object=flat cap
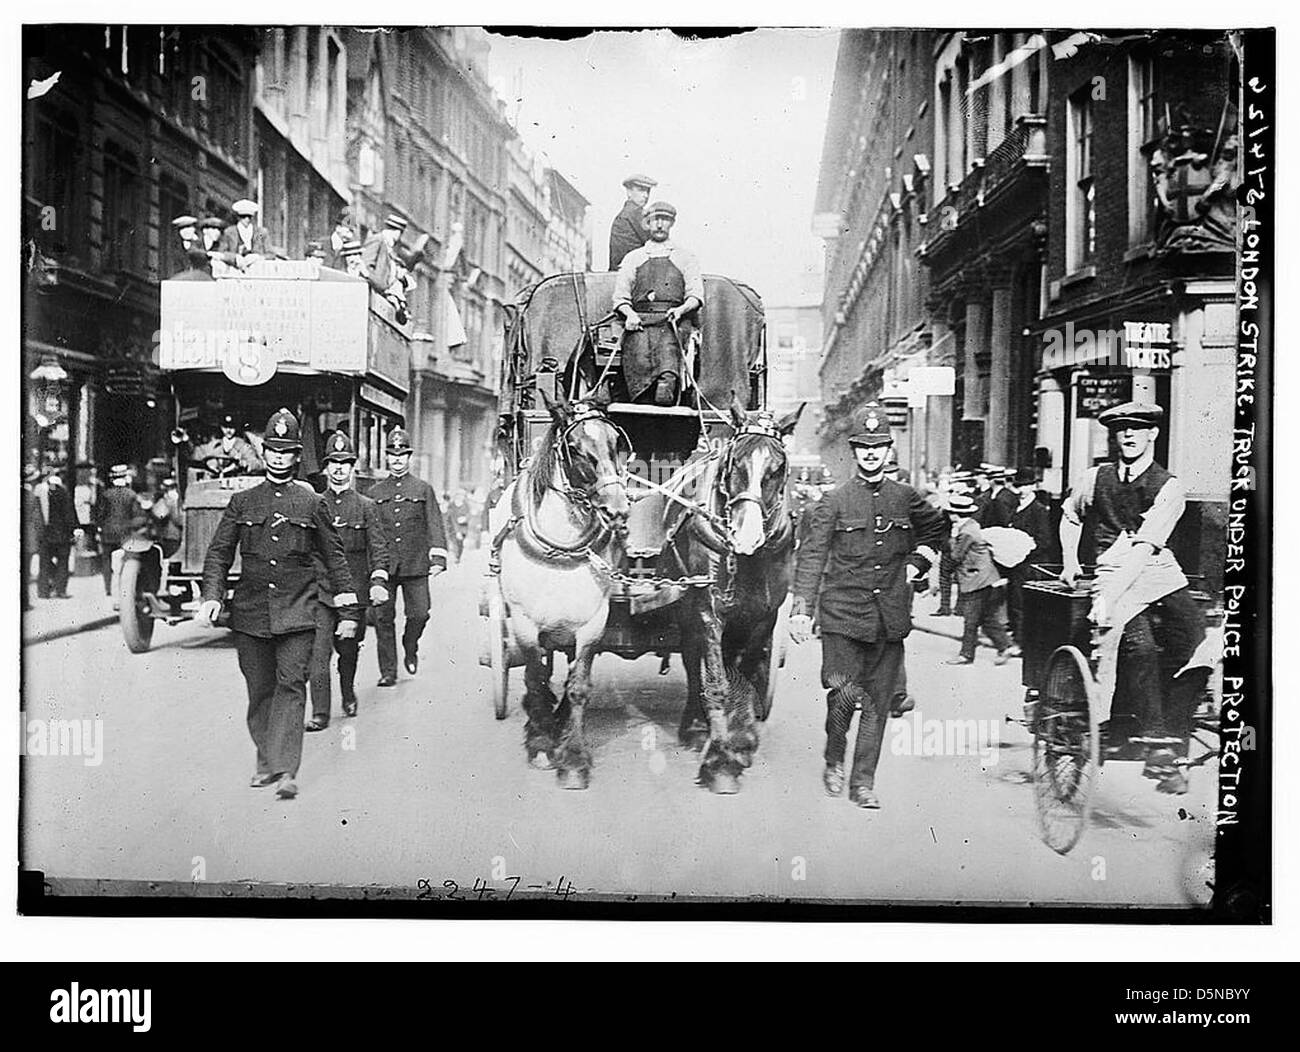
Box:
[622,173,657,190]
[171,215,199,229]
[643,201,677,221]
[231,199,260,217]
[1098,400,1164,430]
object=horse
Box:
[663,400,803,794]
[493,389,631,790]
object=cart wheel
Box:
[756,595,792,722]
[1031,645,1100,854]
[486,587,510,720]
[118,558,155,654]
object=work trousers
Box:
[37,541,70,598]
[1006,563,1029,642]
[234,629,315,779]
[820,633,906,792]
[959,585,1011,659]
[937,542,956,614]
[1118,586,1206,743]
[374,576,431,678]
[308,603,368,721]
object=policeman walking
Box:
[199,409,361,800]
[790,404,946,809]
[305,431,391,729]
[369,427,448,686]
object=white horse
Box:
[493,391,630,789]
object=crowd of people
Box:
[21,460,182,611]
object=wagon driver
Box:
[612,201,703,407]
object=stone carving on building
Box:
[1148,102,1239,253]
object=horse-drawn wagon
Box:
[479,271,798,792]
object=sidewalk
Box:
[22,572,118,646]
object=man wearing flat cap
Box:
[1059,400,1206,794]
[612,200,704,406]
[790,404,947,809]
[609,173,655,270]
[215,199,272,271]
[199,409,361,800]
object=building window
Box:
[1066,87,1096,272]
[158,171,190,278]
[28,110,81,255]
[1128,53,1160,246]
[205,45,243,159]
[101,141,143,274]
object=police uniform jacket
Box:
[793,475,946,643]
[608,199,648,270]
[367,472,448,577]
[201,479,360,638]
[316,487,391,605]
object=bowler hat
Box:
[1098,400,1163,430]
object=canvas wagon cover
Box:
[512,272,765,407]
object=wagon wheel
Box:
[1031,645,1101,854]
[756,595,792,722]
[118,557,155,654]
[486,586,510,720]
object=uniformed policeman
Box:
[790,404,946,809]
[1059,401,1205,793]
[612,201,704,406]
[199,409,361,800]
[608,173,656,270]
[305,431,392,728]
[368,427,448,685]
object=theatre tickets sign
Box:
[1041,320,1174,372]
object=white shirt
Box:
[612,238,704,310]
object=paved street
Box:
[22,551,1216,906]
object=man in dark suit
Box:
[215,199,272,272]
[608,173,655,270]
[199,409,361,800]
[22,466,43,610]
[35,466,77,599]
[1005,467,1052,648]
[368,427,448,684]
[93,464,142,600]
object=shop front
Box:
[1032,284,1236,589]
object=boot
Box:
[651,372,679,407]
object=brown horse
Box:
[494,390,631,789]
[663,400,803,793]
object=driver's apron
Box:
[622,255,697,402]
